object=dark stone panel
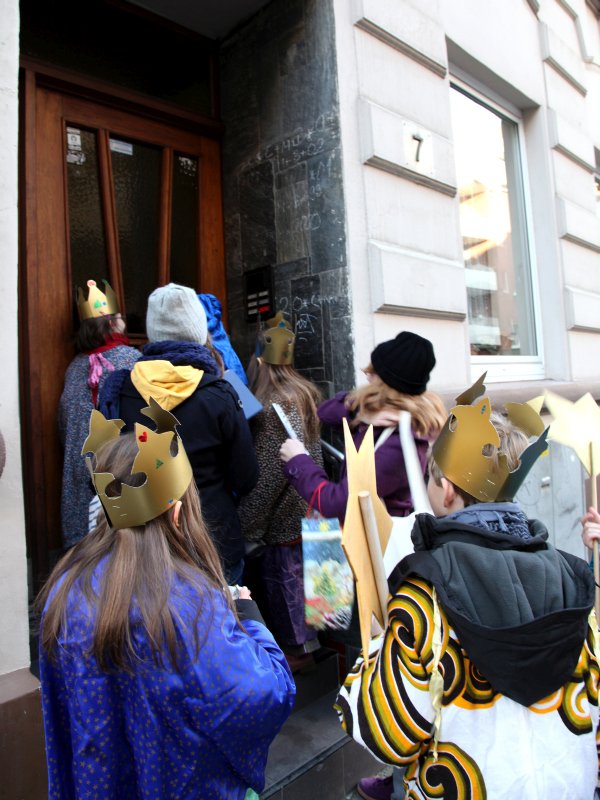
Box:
[275,257,310,283]
[307,149,346,272]
[220,0,354,391]
[298,367,325,384]
[276,111,340,173]
[275,164,309,263]
[239,161,277,270]
[224,212,243,278]
[319,268,351,319]
[329,314,354,392]
[256,39,284,144]
[289,274,323,370]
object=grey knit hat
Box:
[146,283,208,344]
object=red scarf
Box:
[83,333,130,356]
[85,334,131,407]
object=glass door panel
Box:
[65,126,108,299]
[170,153,199,288]
[111,137,162,334]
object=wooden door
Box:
[20,74,226,587]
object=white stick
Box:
[399,410,433,514]
[272,402,298,440]
[590,443,600,628]
[358,490,389,628]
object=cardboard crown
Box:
[82,398,193,530]
[432,373,548,503]
[259,311,295,365]
[77,279,119,321]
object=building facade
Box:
[1,0,600,795]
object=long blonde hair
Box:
[347,368,446,438]
[247,355,321,440]
[37,433,230,673]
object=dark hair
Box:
[75,316,118,352]
[37,433,231,673]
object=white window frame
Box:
[450,75,545,384]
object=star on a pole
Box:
[342,419,393,656]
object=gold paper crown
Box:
[77,279,120,321]
[260,311,295,365]
[82,397,193,530]
[432,373,548,502]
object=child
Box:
[280,331,446,522]
[59,279,139,547]
[98,283,259,584]
[582,506,600,550]
[240,313,323,668]
[339,389,598,800]
[38,402,295,800]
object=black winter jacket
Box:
[118,371,259,568]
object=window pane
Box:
[65,127,108,299]
[170,154,199,289]
[450,88,537,357]
[111,138,161,334]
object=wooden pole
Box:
[590,443,600,626]
[358,490,389,628]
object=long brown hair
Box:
[37,433,230,673]
[346,370,447,438]
[205,332,225,376]
[247,355,321,440]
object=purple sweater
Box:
[282,392,428,523]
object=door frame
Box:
[19,63,227,588]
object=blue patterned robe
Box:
[40,570,295,799]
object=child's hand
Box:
[581,507,600,549]
[279,438,308,463]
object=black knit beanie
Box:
[370,331,435,395]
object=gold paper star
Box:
[342,419,393,656]
[545,391,600,476]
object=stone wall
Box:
[220,0,352,395]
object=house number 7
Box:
[412,133,424,162]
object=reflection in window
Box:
[450,87,537,357]
[111,137,161,335]
[65,127,108,299]
[170,154,198,288]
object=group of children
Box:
[42,277,600,800]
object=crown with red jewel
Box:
[82,397,193,529]
[432,373,549,502]
[77,279,120,321]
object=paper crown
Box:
[432,373,548,502]
[77,279,120,321]
[82,397,193,530]
[259,311,295,365]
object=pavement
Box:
[345,766,393,799]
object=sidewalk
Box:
[345,767,393,800]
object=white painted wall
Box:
[333,0,600,389]
[332,0,600,546]
[0,0,30,675]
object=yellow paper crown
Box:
[432,373,548,502]
[82,398,193,530]
[260,311,295,365]
[77,279,120,321]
